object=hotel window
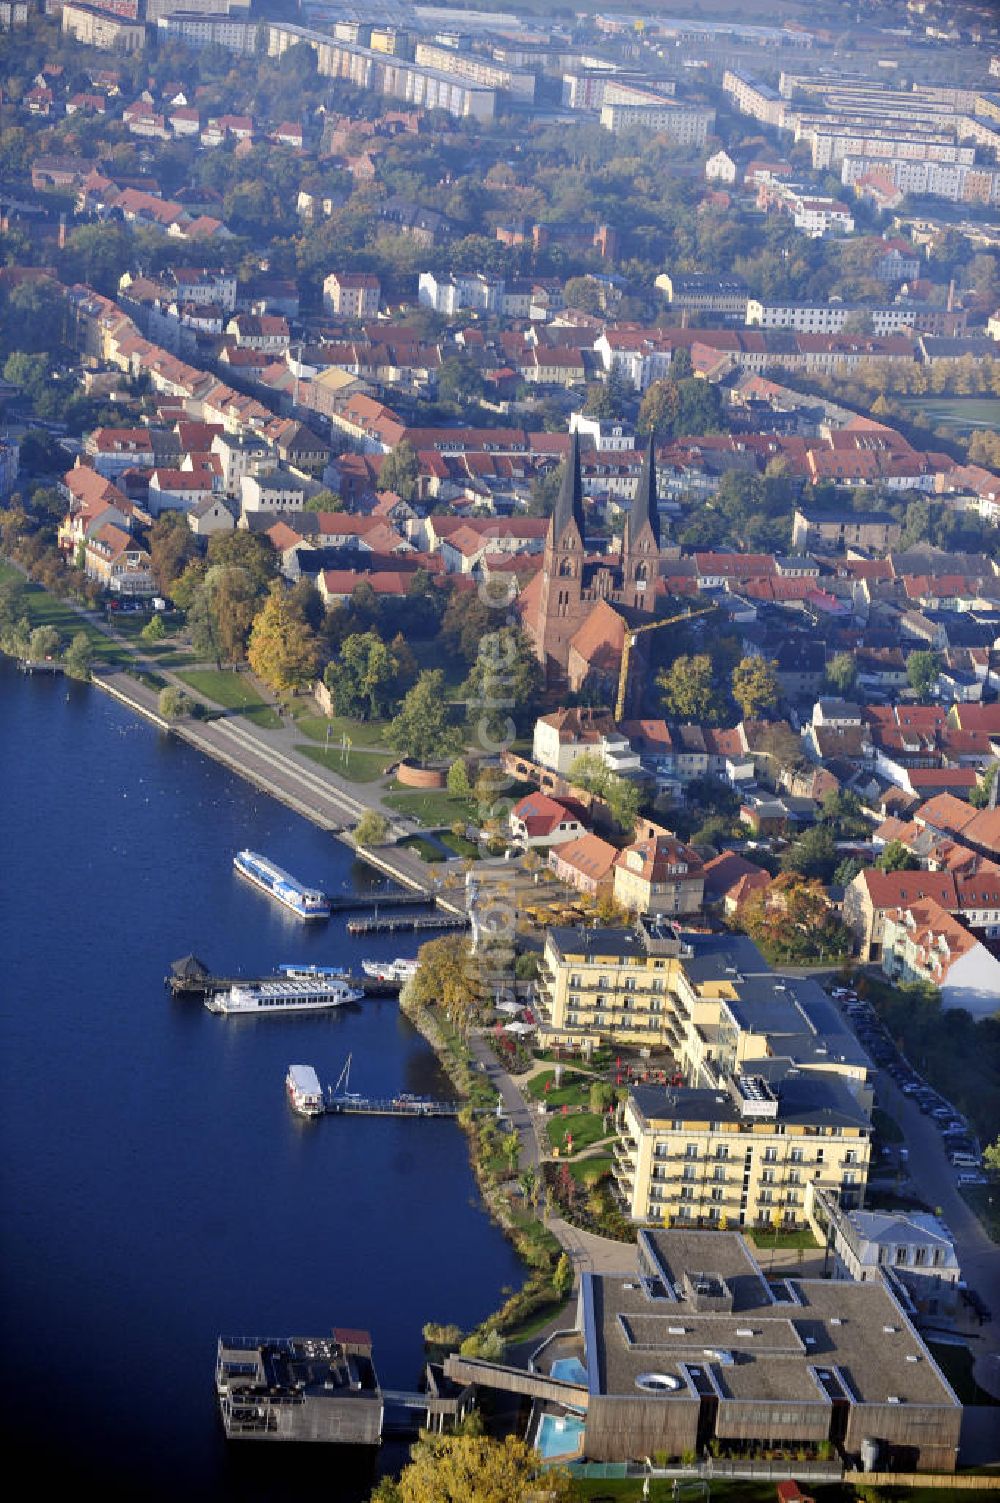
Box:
[685,1144,698,1159]
[764,1147,777,1163]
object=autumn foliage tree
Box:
[738,874,850,964]
[732,655,779,720]
[374,1433,574,1503]
[657,652,716,722]
[403,933,482,1038]
[247,581,320,691]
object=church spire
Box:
[552,430,586,541]
[630,431,661,549]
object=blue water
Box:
[0,663,523,1499]
[550,1357,587,1385]
[536,1412,586,1460]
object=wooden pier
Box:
[346,914,466,936]
[18,659,64,674]
[326,890,430,912]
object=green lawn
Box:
[547,1111,612,1157]
[175,668,281,729]
[0,561,129,666]
[746,1227,820,1252]
[527,1070,594,1108]
[568,1153,613,1186]
[292,709,392,748]
[400,833,446,863]
[296,743,390,784]
[440,830,480,858]
[384,786,479,828]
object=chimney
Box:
[947,278,955,313]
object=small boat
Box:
[278,963,350,980]
[286,1065,324,1116]
[360,958,419,983]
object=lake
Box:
[0,661,523,1500]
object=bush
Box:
[354,810,390,846]
[158,685,193,719]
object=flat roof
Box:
[587,1231,960,1410]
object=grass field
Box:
[292,709,392,748]
[527,1070,594,1109]
[960,1183,1000,1242]
[296,743,389,784]
[384,786,478,828]
[400,833,446,862]
[175,668,281,729]
[568,1153,613,1186]
[547,1111,611,1157]
[928,1341,1000,1405]
[746,1227,820,1252]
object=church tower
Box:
[536,431,587,684]
[621,433,661,612]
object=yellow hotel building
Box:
[615,1072,872,1231]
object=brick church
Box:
[519,430,662,694]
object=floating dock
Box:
[346,914,466,936]
[305,1054,462,1118]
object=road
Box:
[877,1070,1000,1396]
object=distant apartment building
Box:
[418,270,502,316]
[412,41,535,100]
[600,98,714,143]
[156,11,259,55]
[562,71,675,111]
[722,71,787,128]
[656,272,749,318]
[146,0,249,18]
[842,155,1000,206]
[0,439,19,498]
[322,271,380,319]
[792,507,902,552]
[809,129,974,172]
[0,1,29,28]
[266,22,497,122]
[61,2,145,51]
[746,300,915,335]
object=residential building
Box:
[746,301,915,336]
[612,826,704,919]
[61,2,145,51]
[722,71,787,128]
[240,469,309,513]
[322,272,380,319]
[792,508,902,553]
[881,898,1000,1018]
[84,523,155,596]
[599,100,714,143]
[655,272,750,318]
[812,1189,961,1319]
[418,271,503,316]
[547,833,618,898]
[508,793,585,850]
[615,1070,871,1229]
[156,12,259,56]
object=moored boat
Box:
[233,851,330,920]
[206,977,362,1015]
[286,1064,325,1116]
[360,957,419,983]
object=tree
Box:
[392,1433,573,1503]
[834,856,865,887]
[447,758,471,796]
[984,1135,1000,1174]
[563,275,604,315]
[141,614,166,644]
[28,624,59,660]
[739,873,850,964]
[907,650,940,699]
[63,631,93,682]
[387,669,460,765]
[637,378,680,439]
[404,933,482,1038]
[247,582,320,692]
[462,627,543,742]
[568,751,642,834]
[877,840,918,873]
[159,685,193,719]
[303,488,343,513]
[826,651,857,695]
[378,439,419,502]
[149,512,199,595]
[202,564,260,664]
[780,823,838,882]
[324,630,399,720]
[732,656,779,720]
[354,810,389,847]
[206,530,278,594]
[553,1253,573,1299]
[657,653,715,722]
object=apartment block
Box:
[412,42,535,100]
[600,100,714,143]
[722,71,787,128]
[615,1070,871,1231]
[656,272,749,317]
[61,2,145,51]
[810,129,974,172]
[323,271,380,319]
[156,11,259,55]
[266,22,497,122]
[746,301,914,335]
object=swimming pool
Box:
[536,1412,585,1460]
[550,1356,588,1385]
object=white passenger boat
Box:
[360,958,420,983]
[286,1065,325,1116]
[205,977,362,1015]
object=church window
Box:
[559,557,574,577]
